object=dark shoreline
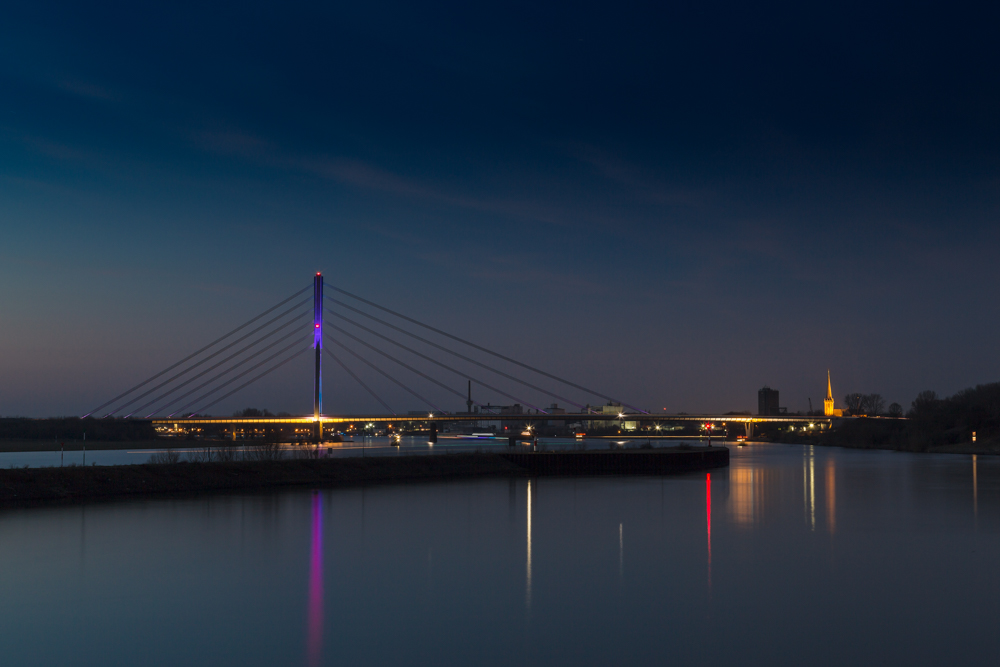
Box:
[0,448,729,508]
[770,429,1000,456]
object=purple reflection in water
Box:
[307,492,323,667]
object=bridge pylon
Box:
[313,273,324,441]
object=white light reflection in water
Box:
[619,523,623,580]
[526,479,532,612]
[804,446,816,531]
[973,454,978,519]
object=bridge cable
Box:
[180,336,313,417]
[324,325,487,411]
[104,298,310,417]
[325,298,585,411]
[324,283,647,413]
[141,320,311,417]
[327,310,547,413]
[82,284,311,418]
[188,346,311,417]
[323,348,395,415]
[324,336,444,414]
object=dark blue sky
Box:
[2,1,999,417]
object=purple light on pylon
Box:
[313,274,323,350]
[313,273,323,419]
[307,492,324,667]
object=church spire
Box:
[824,370,837,416]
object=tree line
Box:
[841,393,903,418]
[796,381,1000,451]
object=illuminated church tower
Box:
[824,370,841,417]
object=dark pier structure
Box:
[0,448,727,507]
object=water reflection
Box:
[526,478,533,612]
[826,457,836,535]
[706,473,712,590]
[728,466,780,527]
[729,468,756,525]
[805,445,816,530]
[1,446,999,667]
[619,522,624,580]
[973,454,978,518]
[307,493,323,667]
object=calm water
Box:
[0,443,997,666]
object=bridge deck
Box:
[153,413,835,426]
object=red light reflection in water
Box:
[706,473,712,590]
[307,493,323,667]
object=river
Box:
[0,442,997,666]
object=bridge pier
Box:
[429,422,437,444]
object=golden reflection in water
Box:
[802,451,808,518]
[526,479,533,611]
[826,458,836,535]
[730,464,780,527]
[973,455,978,518]
[730,468,756,525]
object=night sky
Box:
[2,1,999,417]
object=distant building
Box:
[478,403,525,431]
[758,387,781,416]
[546,403,567,427]
[583,402,634,430]
[824,370,844,417]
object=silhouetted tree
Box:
[887,402,903,418]
[844,393,864,415]
[863,394,886,417]
[234,408,274,418]
[909,390,939,418]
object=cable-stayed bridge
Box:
[84,273,830,441]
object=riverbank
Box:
[771,420,1000,455]
[0,439,165,453]
[0,448,727,506]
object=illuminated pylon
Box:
[313,273,324,439]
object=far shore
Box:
[6,436,998,457]
[811,439,1000,456]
